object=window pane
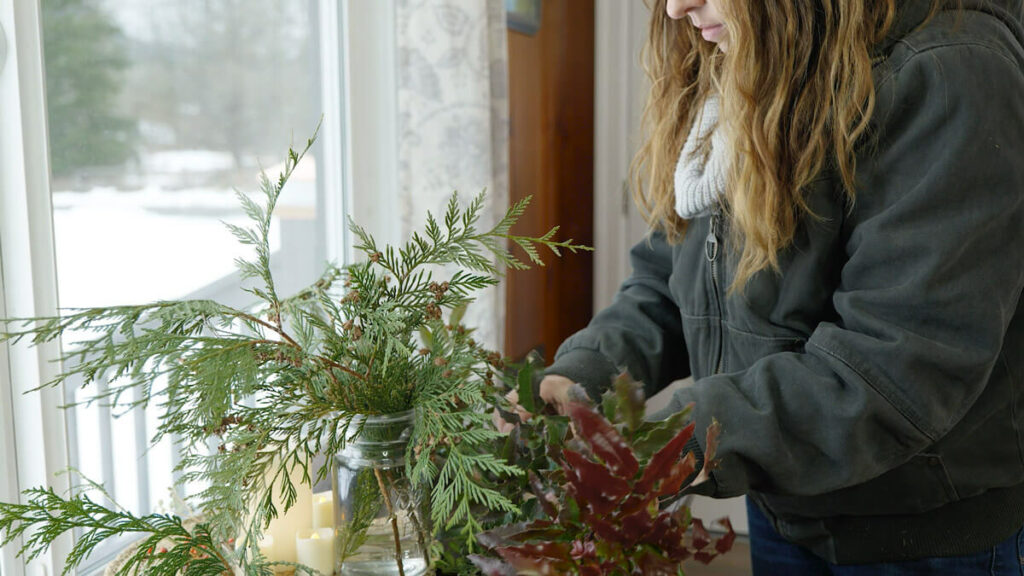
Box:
[45,0,325,310]
[41,0,326,566]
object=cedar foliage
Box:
[0,129,590,574]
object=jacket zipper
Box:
[705,213,725,374]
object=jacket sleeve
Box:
[546,231,692,401]
[653,42,1024,498]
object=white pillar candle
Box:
[264,464,314,564]
[296,528,335,575]
[312,491,335,529]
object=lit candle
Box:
[312,491,335,529]
[296,528,335,575]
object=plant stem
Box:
[199,542,234,576]
[373,467,406,576]
[386,469,430,566]
[235,311,300,348]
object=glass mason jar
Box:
[332,409,430,576]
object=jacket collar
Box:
[873,0,1024,58]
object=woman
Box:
[530,0,1024,573]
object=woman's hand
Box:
[537,374,575,409]
[492,374,576,433]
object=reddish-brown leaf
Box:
[655,452,697,497]
[714,517,736,554]
[637,549,685,575]
[691,518,711,550]
[648,512,689,558]
[567,402,640,478]
[637,422,695,494]
[694,550,716,564]
[615,493,653,517]
[497,543,574,574]
[619,506,655,545]
[588,516,624,544]
[563,450,630,514]
[704,418,722,470]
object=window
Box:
[47,0,325,520]
[1,0,362,573]
[45,0,339,571]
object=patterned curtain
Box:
[395,0,510,351]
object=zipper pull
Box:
[705,214,720,262]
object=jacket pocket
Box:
[722,324,805,373]
[761,453,960,519]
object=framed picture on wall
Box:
[506,0,542,36]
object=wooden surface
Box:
[505,0,596,362]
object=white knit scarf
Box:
[674,96,728,219]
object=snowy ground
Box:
[52,153,317,308]
[51,151,318,518]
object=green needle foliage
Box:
[0,487,305,576]
[0,129,591,572]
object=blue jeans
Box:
[747,497,1024,575]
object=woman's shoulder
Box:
[876,1,1024,87]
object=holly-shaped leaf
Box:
[648,512,689,558]
[496,542,574,573]
[714,517,736,554]
[612,371,645,433]
[704,418,722,470]
[636,422,695,494]
[655,451,697,497]
[691,518,712,550]
[563,450,630,515]
[528,470,559,519]
[567,403,640,479]
[587,516,623,544]
[632,404,693,460]
[637,548,688,576]
[691,517,736,565]
[517,365,537,414]
[618,506,656,546]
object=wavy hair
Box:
[631,0,903,289]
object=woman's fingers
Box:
[538,375,575,414]
[493,389,532,433]
[494,375,579,431]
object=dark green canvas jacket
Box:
[547,0,1024,564]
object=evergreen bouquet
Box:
[0,132,590,576]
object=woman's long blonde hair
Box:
[631,0,900,288]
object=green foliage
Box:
[0,487,308,576]
[43,0,137,177]
[0,130,592,573]
[470,373,735,576]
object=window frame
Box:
[0,1,71,575]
